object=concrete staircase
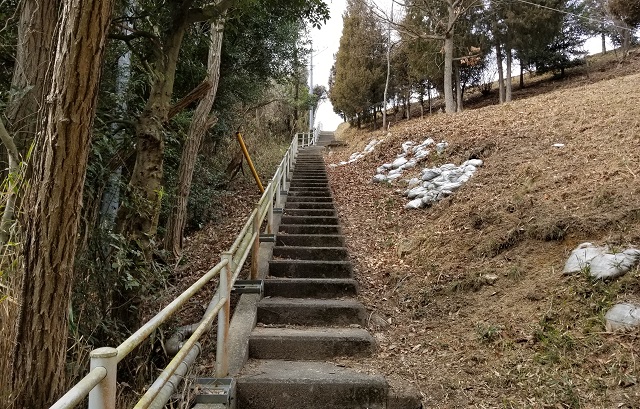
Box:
[235,138,421,409]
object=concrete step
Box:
[237,360,387,409]
[249,327,375,360]
[287,190,332,197]
[285,196,333,203]
[272,246,348,261]
[268,259,353,278]
[257,298,366,326]
[276,234,344,247]
[278,224,341,235]
[263,277,358,298]
[284,202,335,210]
[280,215,339,225]
[283,208,336,217]
[287,186,330,192]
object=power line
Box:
[499,0,635,32]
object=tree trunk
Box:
[495,40,505,103]
[455,64,463,112]
[382,5,391,129]
[115,13,189,259]
[5,0,60,156]
[6,0,113,406]
[0,119,20,245]
[520,61,524,88]
[443,42,455,111]
[443,0,456,113]
[601,30,606,54]
[0,0,60,245]
[505,44,512,102]
[165,19,225,259]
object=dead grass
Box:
[326,50,640,407]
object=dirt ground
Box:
[323,51,640,408]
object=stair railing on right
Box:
[49,131,317,409]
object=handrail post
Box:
[275,173,282,207]
[250,215,260,280]
[216,253,233,378]
[88,347,118,409]
[267,186,274,234]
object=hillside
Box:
[324,55,640,407]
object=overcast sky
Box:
[310,0,347,131]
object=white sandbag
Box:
[405,198,423,209]
[605,303,640,331]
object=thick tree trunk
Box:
[115,15,188,257]
[6,0,113,406]
[165,18,225,258]
[0,0,60,245]
[601,31,606,55]
[5,0,60,155]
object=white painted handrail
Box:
[49,131,316,409]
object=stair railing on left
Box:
[49,131,317,409]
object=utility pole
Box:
[308,47,314,132]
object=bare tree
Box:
[164,17,226,258]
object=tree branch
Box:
[187,0,237,24]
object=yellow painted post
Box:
[236,132,264,193]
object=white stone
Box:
[382,163,393,169]
[401,160,417,170]
[590,253,638,279]
[421,169,440,181]
[407,178,421,188]
[414,150,430,161]
[376,166,386,173]
[387,173,403,181]
[552,143,565,148]
[440,182,463,191]
[407,187,427,199]
[563,242,606,274]
[464,165,477,173]
[373,174,387,183]
[464,159,483,167]
[402,141,415,152]
[392,157,408,168]
[405,198,423,209]
[388,168,402,176]
[436,142,448,153]
[440,163,458,171]
[605,303,640,331]
[563,242,640,279]
[422,138,435,146]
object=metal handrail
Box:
[49,131,315,409]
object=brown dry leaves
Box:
[326,53,640,407]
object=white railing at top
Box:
[50,131,317,409]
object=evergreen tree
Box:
[330,0,386,127]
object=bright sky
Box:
[310,0,347,131]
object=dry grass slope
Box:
[326,55,640,407]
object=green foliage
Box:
[608,0,640,28]
[329,0,386,124]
